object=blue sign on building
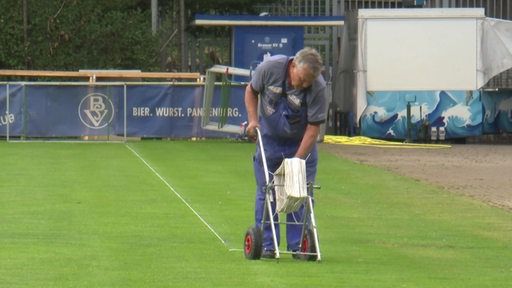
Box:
[233,25,304,71]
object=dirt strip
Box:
[319,143,512,211]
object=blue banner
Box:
[0,84,24,136]
[0,83,246,138]
[125,84,246,138]
[27,85,123,137]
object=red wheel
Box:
[300,229,317,261]
[244,225,262,260]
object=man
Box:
[245,47,327,258]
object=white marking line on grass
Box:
[125,144,231,250]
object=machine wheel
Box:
[244,225,263,260]
[299,228,317,261]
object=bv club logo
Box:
[78,93,115,129]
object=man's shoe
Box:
[261,249,275,259]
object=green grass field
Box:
[1,140,511,287]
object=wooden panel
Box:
[0,70,201,81]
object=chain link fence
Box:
[258,0,511,88]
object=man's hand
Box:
[246,121,260,142]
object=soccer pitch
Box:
[1,140,511,287]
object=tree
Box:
[30,0,159,71]
[0,0,159,71]
[0,0,279,72]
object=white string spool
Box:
[273,158,308,214]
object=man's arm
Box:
[294,123,320,159]
[244,83,260,140]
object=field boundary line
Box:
[125,143,231,249]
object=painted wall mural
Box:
[360,90,483,140]
[482,91,512,134]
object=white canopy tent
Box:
[355,8,512,122]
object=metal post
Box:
[307,193,321,261]
[179,0,186,71]
[123,84,127,142]
[6,83,9,142]
[406,100,412,142]
[23,0,29,69]
[151,0,158,36]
